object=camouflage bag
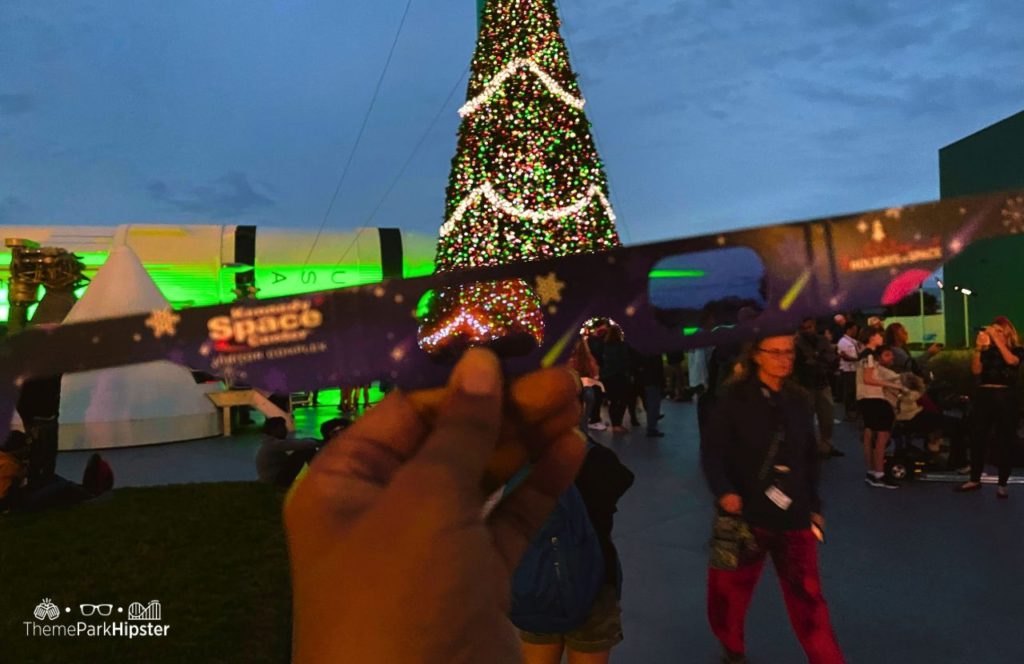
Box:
[709,511,759,570]
[708,429,780,570]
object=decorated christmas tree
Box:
[418,0,621,355]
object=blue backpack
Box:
[508,480,605,634]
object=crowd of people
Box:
[792,313,1021,497]
[278,311,1022,664]
[569,319,666,438]
[698,312,1019,662]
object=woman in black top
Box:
[956,316,1023,498]
[701,335,845,663]
[600,326,631,433]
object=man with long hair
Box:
[794,318,843,459]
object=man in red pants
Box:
[701,334,845,664]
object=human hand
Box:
[719,493,743,514]
[810,513,826,543]
[284,349,587,664]
[926,343,942,356]
[976,330,991,350]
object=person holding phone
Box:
[701,335,845,664]
[956,316,1023,498]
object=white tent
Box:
[59,246,221,449]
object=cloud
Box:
[793,81,902,110]
[812,125,864,144]
[147,172,275,218]
[563,0,714,65]
[0,196,30,223]
[794,68,1018,122]
[761,42,825,66]
[0,93,35,115]
[898,72,1020,119]
[801,1,905,31]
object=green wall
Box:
[939,110,1024,346]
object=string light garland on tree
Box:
[458,57,586,117]
[418,0,621,353]
[439,182,616,238]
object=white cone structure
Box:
[59,246,220,449]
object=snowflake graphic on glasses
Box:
[144,309,181,338]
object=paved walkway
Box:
[593,400,1024,663]
[54,399,1024,663]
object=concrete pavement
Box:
[53,399,1024,663]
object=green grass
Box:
[0,483,292,664]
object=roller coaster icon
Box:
[127,600,161,621]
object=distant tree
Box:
[884,291,940,317]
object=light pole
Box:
[918,285,926,344]
[953,285,974,347]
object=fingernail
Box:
[454,348,501,396]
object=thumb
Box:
[394,348,504,496]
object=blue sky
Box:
[1,0,1022,245]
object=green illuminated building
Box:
[939,110,1024,346]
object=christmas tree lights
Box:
[418,0,621,354]
[458,57,586,117]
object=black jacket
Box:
[794,331,835,390]
[576,440,635,587]
[638,353,665,387]
[701,379,822,531]
[600,341,630,380]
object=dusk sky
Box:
[1,0,1022,246]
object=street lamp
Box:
[953,285,974,347]
[917,282,927,345]
[935,279,947,346]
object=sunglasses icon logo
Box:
[79,604,113,617]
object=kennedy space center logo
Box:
[207,298,324,349]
